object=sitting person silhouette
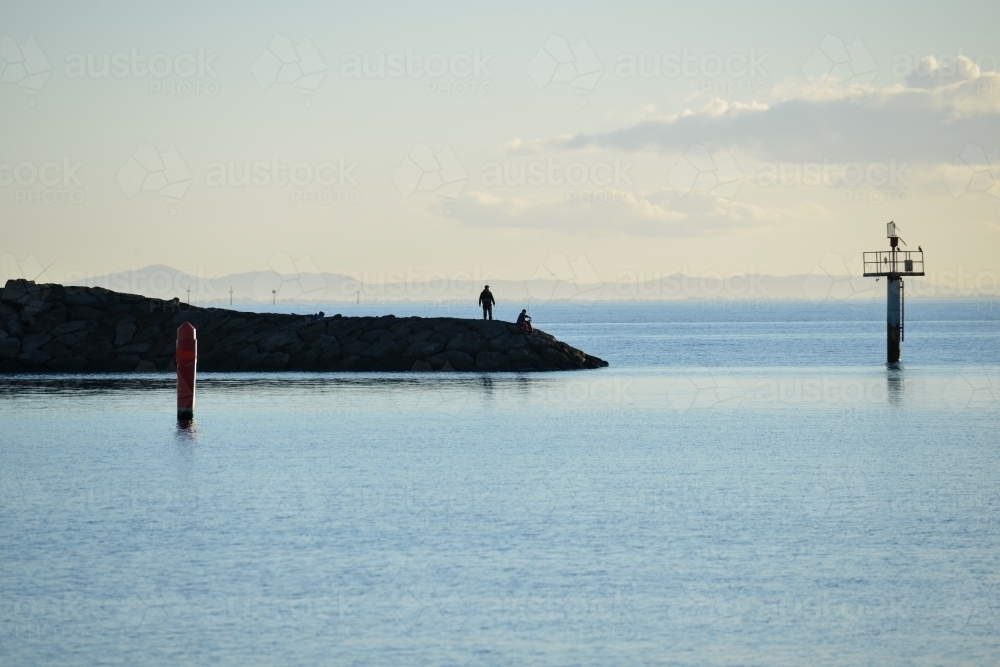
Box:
[516,309,533,333]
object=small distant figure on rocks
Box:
[314,311,325,321]
[517,309,533,334]
[478,285,495,320]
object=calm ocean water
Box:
[2,300,998,666]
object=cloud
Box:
[444,189,823,238]
[549,58,1000,163]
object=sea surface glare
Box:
[2,300,998,666]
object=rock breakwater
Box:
[0,280,609,373]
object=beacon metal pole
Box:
[862,221,924,364]
[887,272,902,362]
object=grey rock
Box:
[296,321,328,343]
[2,315,23,336]
[234,345,259,361]
[63,291,100,305]
[525,332,557,348]
[68,305,107,320]
[218,328,254,347]
[411,359,433,372]
[47,356,89,372]
[506,348,535,367]
[19,349,52,365]
[446,331,487,355]
[248,324,280,342]
[475,351,507,371]
[540,348,569,366]
[0,337,21,359]
[362,337,395,358]
[444,350,475,370]
[43,342,72,359]
[310,334,340,351]
[329,355,356,370]
[489,334,528,353]
[23,300,53,317]
[403,329,433,344]
[52,320,89,336]
[71,340,114,360]
[360,328,391,343]
[135,360,158,372]
[256,330,300,352]
[22,334,52,352]
[284,341,306,357]
[133,325,162,343]
[116,343,151,355]
[340,340,370,357]
[114,322,137,346]
[1,280,32,302]
[405,340,444,358]
[314,336,341,361]
[289,348,322,368]
[471,320,509,339]
[109,355,141,372]
[388,324,411,339]
[54,330,92,347]
[239,352,290,371]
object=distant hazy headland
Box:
[49,263,997,306]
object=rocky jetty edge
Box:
[0,280,609,373]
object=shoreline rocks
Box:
[0,280,609,373]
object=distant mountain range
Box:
[51,264,985,305]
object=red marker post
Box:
[176,322,197,420]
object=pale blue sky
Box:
[2,0,998,287]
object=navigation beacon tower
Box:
[862,221,925,363]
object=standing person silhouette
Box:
[478,285,495,320]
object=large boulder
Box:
[22,334,52,352]
[19,350,52,366]
[0,337,22,359]
[446,331,487,355]
[114,322,137,346]
[71,340,114,361]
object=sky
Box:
[2,0,999,293]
